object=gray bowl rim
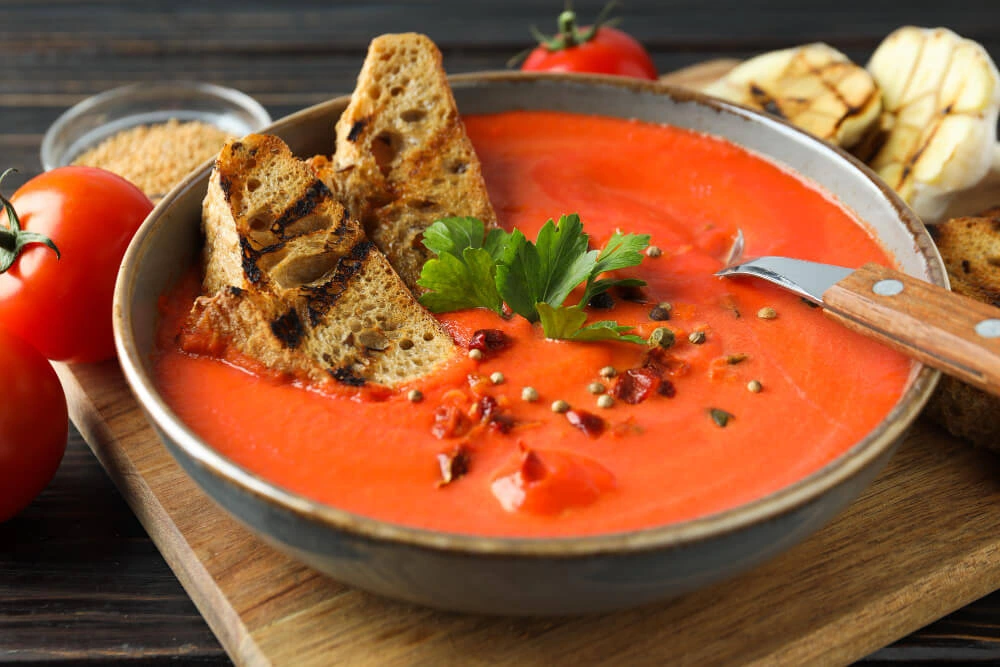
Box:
[40,80,273,172]
[114,71,943,559]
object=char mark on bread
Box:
[270,309,305,349]
[185,133,456,388]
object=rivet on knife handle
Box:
[822,263,1000,396]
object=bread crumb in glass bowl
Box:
[72,119,233,201]
[41,81,271,201]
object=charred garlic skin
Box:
[863,26,1000,222]
[704,43,882,149]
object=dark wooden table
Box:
[2,2,999,664]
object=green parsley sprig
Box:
[417,214,649,344]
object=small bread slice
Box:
[186,134,455,388]
[332,32,498,291]
[929,207,1000,307]
[925,208,1000,449]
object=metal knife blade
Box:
[715,256,852,304]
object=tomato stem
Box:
[558,10,580,48]
[0,168,60,273]
[509,0,624,67]
[533,0,621,53]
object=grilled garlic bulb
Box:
[703,43,882,148]
[862,27,1000,222]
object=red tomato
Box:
[0,167,153,362]
[0,326,67,522]
[520,9,657,80]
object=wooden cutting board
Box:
[58,62,1000,667]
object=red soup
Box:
[155,110,912,537]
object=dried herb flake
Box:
[709,408,734,428]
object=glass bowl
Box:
[40,81,272,171]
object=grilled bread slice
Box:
[185,134,456,388]
[332,32,498,291]
[925,207,1000,449]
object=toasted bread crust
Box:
[928,207,1000,307]
[332,33,498,291]
[925,207,1000,449]
[186,134,455,388]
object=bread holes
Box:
[246,177,261,192]
[283,213,327,237]
[249,215,270,232]
[422,332,434,341]
[400,109,426,123]
[448,161,468,174]
[246,212,278,247]
[367,85,382,101]
[408,198,437,210]
[390,86,404,97]
[371,130,402,177]
[357,329,390,351]
[269,251,340,290]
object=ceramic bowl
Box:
[114,73,944,615]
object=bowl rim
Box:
[40,80,273,172]
[114,71,943,558]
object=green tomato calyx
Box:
[0,168,60,273]
[534,1,621,53]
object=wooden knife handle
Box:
[822,263,1000,396]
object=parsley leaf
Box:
[532,214,598,307]
[417,218,504,314]
[493,228,536,320]
[498,214,645,321]
[496,215,599,322]
[580,230,651,305]
[536,303,647,344]
[421,216,508,262]
[417,214,651,345]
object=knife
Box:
[716,257,1000,397]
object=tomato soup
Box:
[154,111,911,537]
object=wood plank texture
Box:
[3,2,1000,664]
[53,359,1000,666]
[0,431,226,664]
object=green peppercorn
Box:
[649,327,675,349]
[648,303,671,321]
